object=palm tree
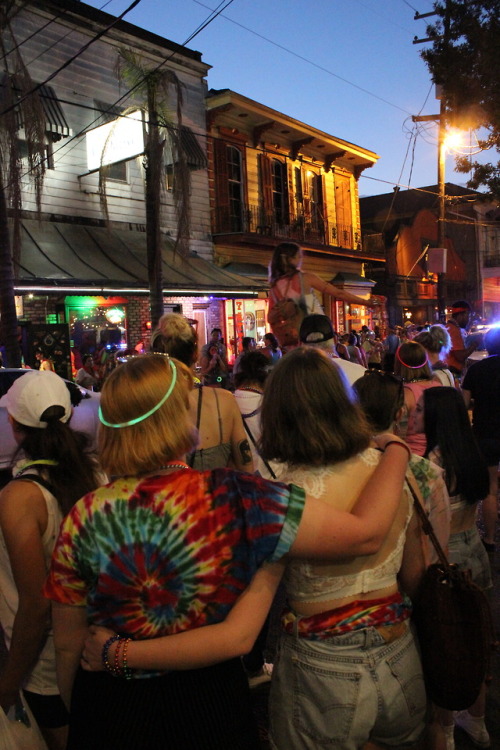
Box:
[0,1,47,366]
[107,48,191,328]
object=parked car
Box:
[0,368,100,473]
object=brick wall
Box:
[20,294,225,351]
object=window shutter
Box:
[213,139,229,209]
[213,139,229,231]
[259,153,273,224]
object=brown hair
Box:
[268,242,301,285]
[99,354,197,476]
[260,347,370,466]
[13,412,101,515]
[394,341,432,382]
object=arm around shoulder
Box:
[82,563,284,672]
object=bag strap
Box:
[271,275,294,305]
[187,386,204,469]
[242,418,277,480]
[406,468,449,569]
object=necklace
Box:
[14,459,58,479]
[238,386,263,394]
[159,461,189,471]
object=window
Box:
[18,139,54,170]
[105,161,127,182]
[307,172,323,232]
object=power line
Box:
[400,0,419,12]
[0,0,142,118]
[3,0,116,71]
[8,0,237,185]
[192,0,413,116]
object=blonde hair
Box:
[99,354,197,476]
[150,313,198,367]
[414,324,451,356]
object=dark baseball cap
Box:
[299,314,335,344]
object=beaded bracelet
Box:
[383,440,412,461]
[102,634,121,676]
[113,637,125,677]
[122,638,133,680]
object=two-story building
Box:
[205,89,386,354]
[360,184,484,325]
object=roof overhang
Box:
[15,219,263,297]
[206,89,378,174]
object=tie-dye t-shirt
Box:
[44,468,304,644]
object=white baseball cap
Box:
[0,370,72,428]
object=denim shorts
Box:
[269,622,426,750]
[448,526,493,592]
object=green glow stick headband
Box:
[99,358,177,429]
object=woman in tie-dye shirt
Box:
[45,353,411,750]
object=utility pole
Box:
[413,2,449,323]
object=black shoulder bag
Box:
[407,470,495,710]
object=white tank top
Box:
[0,472,63,695]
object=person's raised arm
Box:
[304,271,376,308]
[289,435,411,559]
[81,563,284,673]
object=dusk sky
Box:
[85,0,482,197]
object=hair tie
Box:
[396,347,428,370]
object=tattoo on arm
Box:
[238,439,252,466]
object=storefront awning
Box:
[14,219,264,296]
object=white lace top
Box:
[281,448,413,603]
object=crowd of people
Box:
[0,275,498,750]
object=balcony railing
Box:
[213,203,360,250]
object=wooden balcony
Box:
[212,203,368,254]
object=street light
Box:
[412,105,464,323]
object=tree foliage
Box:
[111,48,191,327]
[421,0,500,199]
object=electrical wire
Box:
[192,0,413,116]
[6,0,238,187]
[0,0,142,118]
[4,0,116,71]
